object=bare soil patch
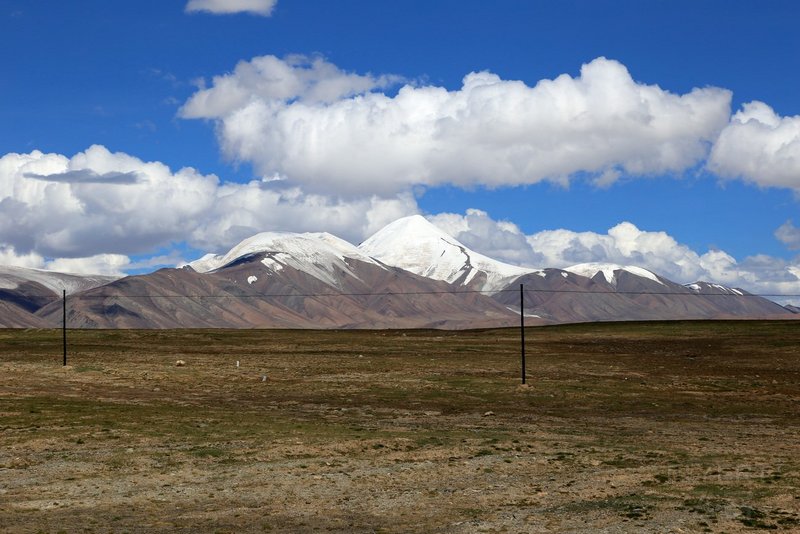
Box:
[1,321,799,532]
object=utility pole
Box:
[520,283,525,384]
[62,289,67,366]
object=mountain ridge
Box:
[0,216,795,328]
[358,215,535,292]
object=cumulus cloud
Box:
[4,144,800,293]
[426,210,800,297]
[1,146,219,258]
[180,55,732,196]
[185,0,277,16]
[182,55,400,118]
[24,169,140,185]
[45,254,130,277]
[0,245,45,269]
[708,101,800,189]
[428,209,544,267]
[0,245,129,276]
[0,146,419,273]
[776,220,800,250]
[527,222,711,282]
[188,185,418,251]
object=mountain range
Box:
[1,215,794,328]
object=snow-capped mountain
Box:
[37,229,516,329]
[1,216,795,329]
[0,266,117,328]
[188,231,385,289]
[0,265,116,295]
[680,281,785,317]
[358,215,534,292]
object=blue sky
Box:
[2,0,800,295]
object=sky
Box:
[2,0,800,298]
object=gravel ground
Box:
[1,323,799,532]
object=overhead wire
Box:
[16,287,800,299]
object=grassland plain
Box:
[0,321,799,533]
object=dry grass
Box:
[1,321,799,532]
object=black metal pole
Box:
[520,283,525,384]
[62,289,67,366]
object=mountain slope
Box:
[0,266,116,327]
[359,215,534,292]
[492,265,792,322]
[684,281,790,317]
[2,218,796,329]
[0,298,48,328]
[0,265,115,295]
[565,263,667,288]
[189,231,384,286]
[37,233,518,329]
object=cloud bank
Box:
[1,145,798,296]
[185,0,277,16]
[709,101,800,189]
[0,146,417,274]
[4,54,800,294]
[181,55,733,195]
[431,209,800,298]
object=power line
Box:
[37,287,800,299]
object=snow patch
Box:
[186,253,220,274]
[565,262,664,286]
[359,215,534,292]
[247,275,258,285]
[189,231,385,288]
[0,265,116,295]
[686,282,746,295]
[261,254,286,272]
[0,278,19,290]
[505,307,541,318]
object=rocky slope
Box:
[36,236,518,329]
[1,217,795,328]
[0,266,115,327]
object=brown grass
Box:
[1,321,799,532]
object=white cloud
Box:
[0,146,219,258]
[182,55,400,118]
[775,220,800,250]
[0,146,419,272]
[185,0,277,16]
[426,210,800,297]
[0,245,45,269]
[45,254,130,277]
[188,185,418,251]
[428,209,544,267]
[3,144,800,293]
[180,55,732,196]
[708,101,800,189]
[0,245,129,276]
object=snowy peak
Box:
[188,230,384,288]
[190,231,379,273]
[362,215,454,244]
[565,262,665,287]
[358,215,534,291]
[0,265,116,296]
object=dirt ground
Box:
[1,321,799,533]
